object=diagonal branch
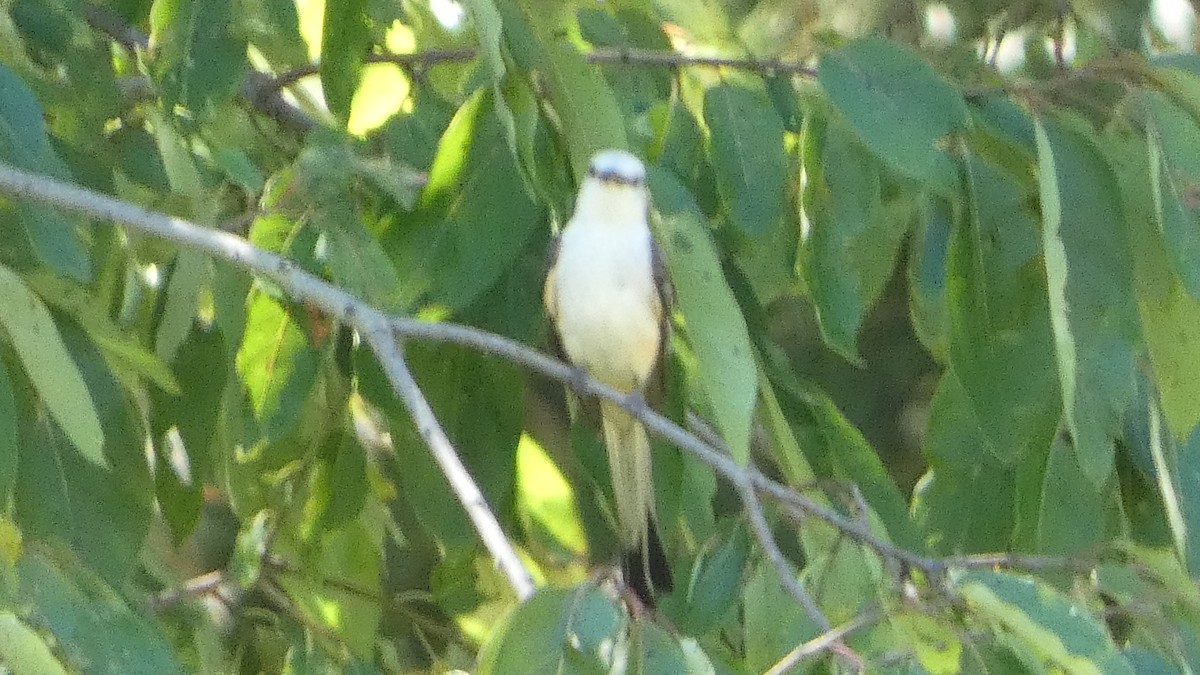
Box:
[0,161,837,632]
[0,162,1084,650]
[0,161,534,600]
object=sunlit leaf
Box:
[956,570,1135,674]
[319,0,369,122]
[0,265,103,465]
[1034,118,1138,486]
[0,612,69,675]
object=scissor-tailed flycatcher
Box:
[543,149,672,602]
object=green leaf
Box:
[14,323,152,586]
[23,271,181,396]
[386,342,520,550]
[319,0,369,122]
[801,119,912,362]
[800,383,921,549]
[0,63,89,281]
[149,324,227,542]
[236,292,322,444]
[390,89,543,312]
[18,554,181,674]
[702,83,787,235]
[278,519,382,659]
[663,524,749,635]
[1034,118,1138,487]
[579,7,672,152]
[818,36,969,194]
[0,265,103,465]
[743,560,820,673]
[149,0,248,119]
[956,570,1135,674]
[1148,405,1200,577]
[913,370,1016,555]
[950,155,1060,463]
[648,168,756,464]
[1107,123,1200,443]
[895,611,963,674]
[239,0,308,69]
[155,251,209,362]
[0,612,69,675]
[320,201,404,310]
[510,0,627,179]
[908,197,952,357]
[464,0,505,85]
[1144,91,1200,301]
[477,585,625,675]
[0,365,16,506]
[1036,434,1112,556]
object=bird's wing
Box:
[543,233,560,323]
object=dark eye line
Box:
[586,166,644,186]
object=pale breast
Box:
[552,225,661,392]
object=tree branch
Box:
[81,3,317,133]
[269,47,817,91]
[0,161,535,601]
[764,610,880,675]
[0,162,1086,643]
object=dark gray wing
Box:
[650,236,673,356]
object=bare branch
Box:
[0,162,1084,631]
[0,162,535,601]
[269,47,816,91]
[764,610,880,675]
[147,570,227,612]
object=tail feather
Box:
[600,400,671,602]
[621,519,673,605]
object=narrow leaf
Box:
[319,0,368,122]
[950,155,1059,462]
[1034,119,1138,486]
[0,64,89,281]
[0,265,103,465]
[149,0,248,119]
[648,168,756,464]
[1144,91,1200,300]
[801,119,912,362]
[236,292,322,443]
[702,83,787,234]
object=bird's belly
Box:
[554,278,660,392]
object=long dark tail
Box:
[621,518,673,606]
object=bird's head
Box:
[574,149,649,225]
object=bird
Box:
[543,149,673,604]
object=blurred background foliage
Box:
[0,0,1199,672]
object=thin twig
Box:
[269,47,816,91]
[0,163,1084,624]
[764,610,880,675]
[0,162,535,601]
[738,474,832,632]
[81,3,317,133]
[362,324,537,602]
[147,570,227,612]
